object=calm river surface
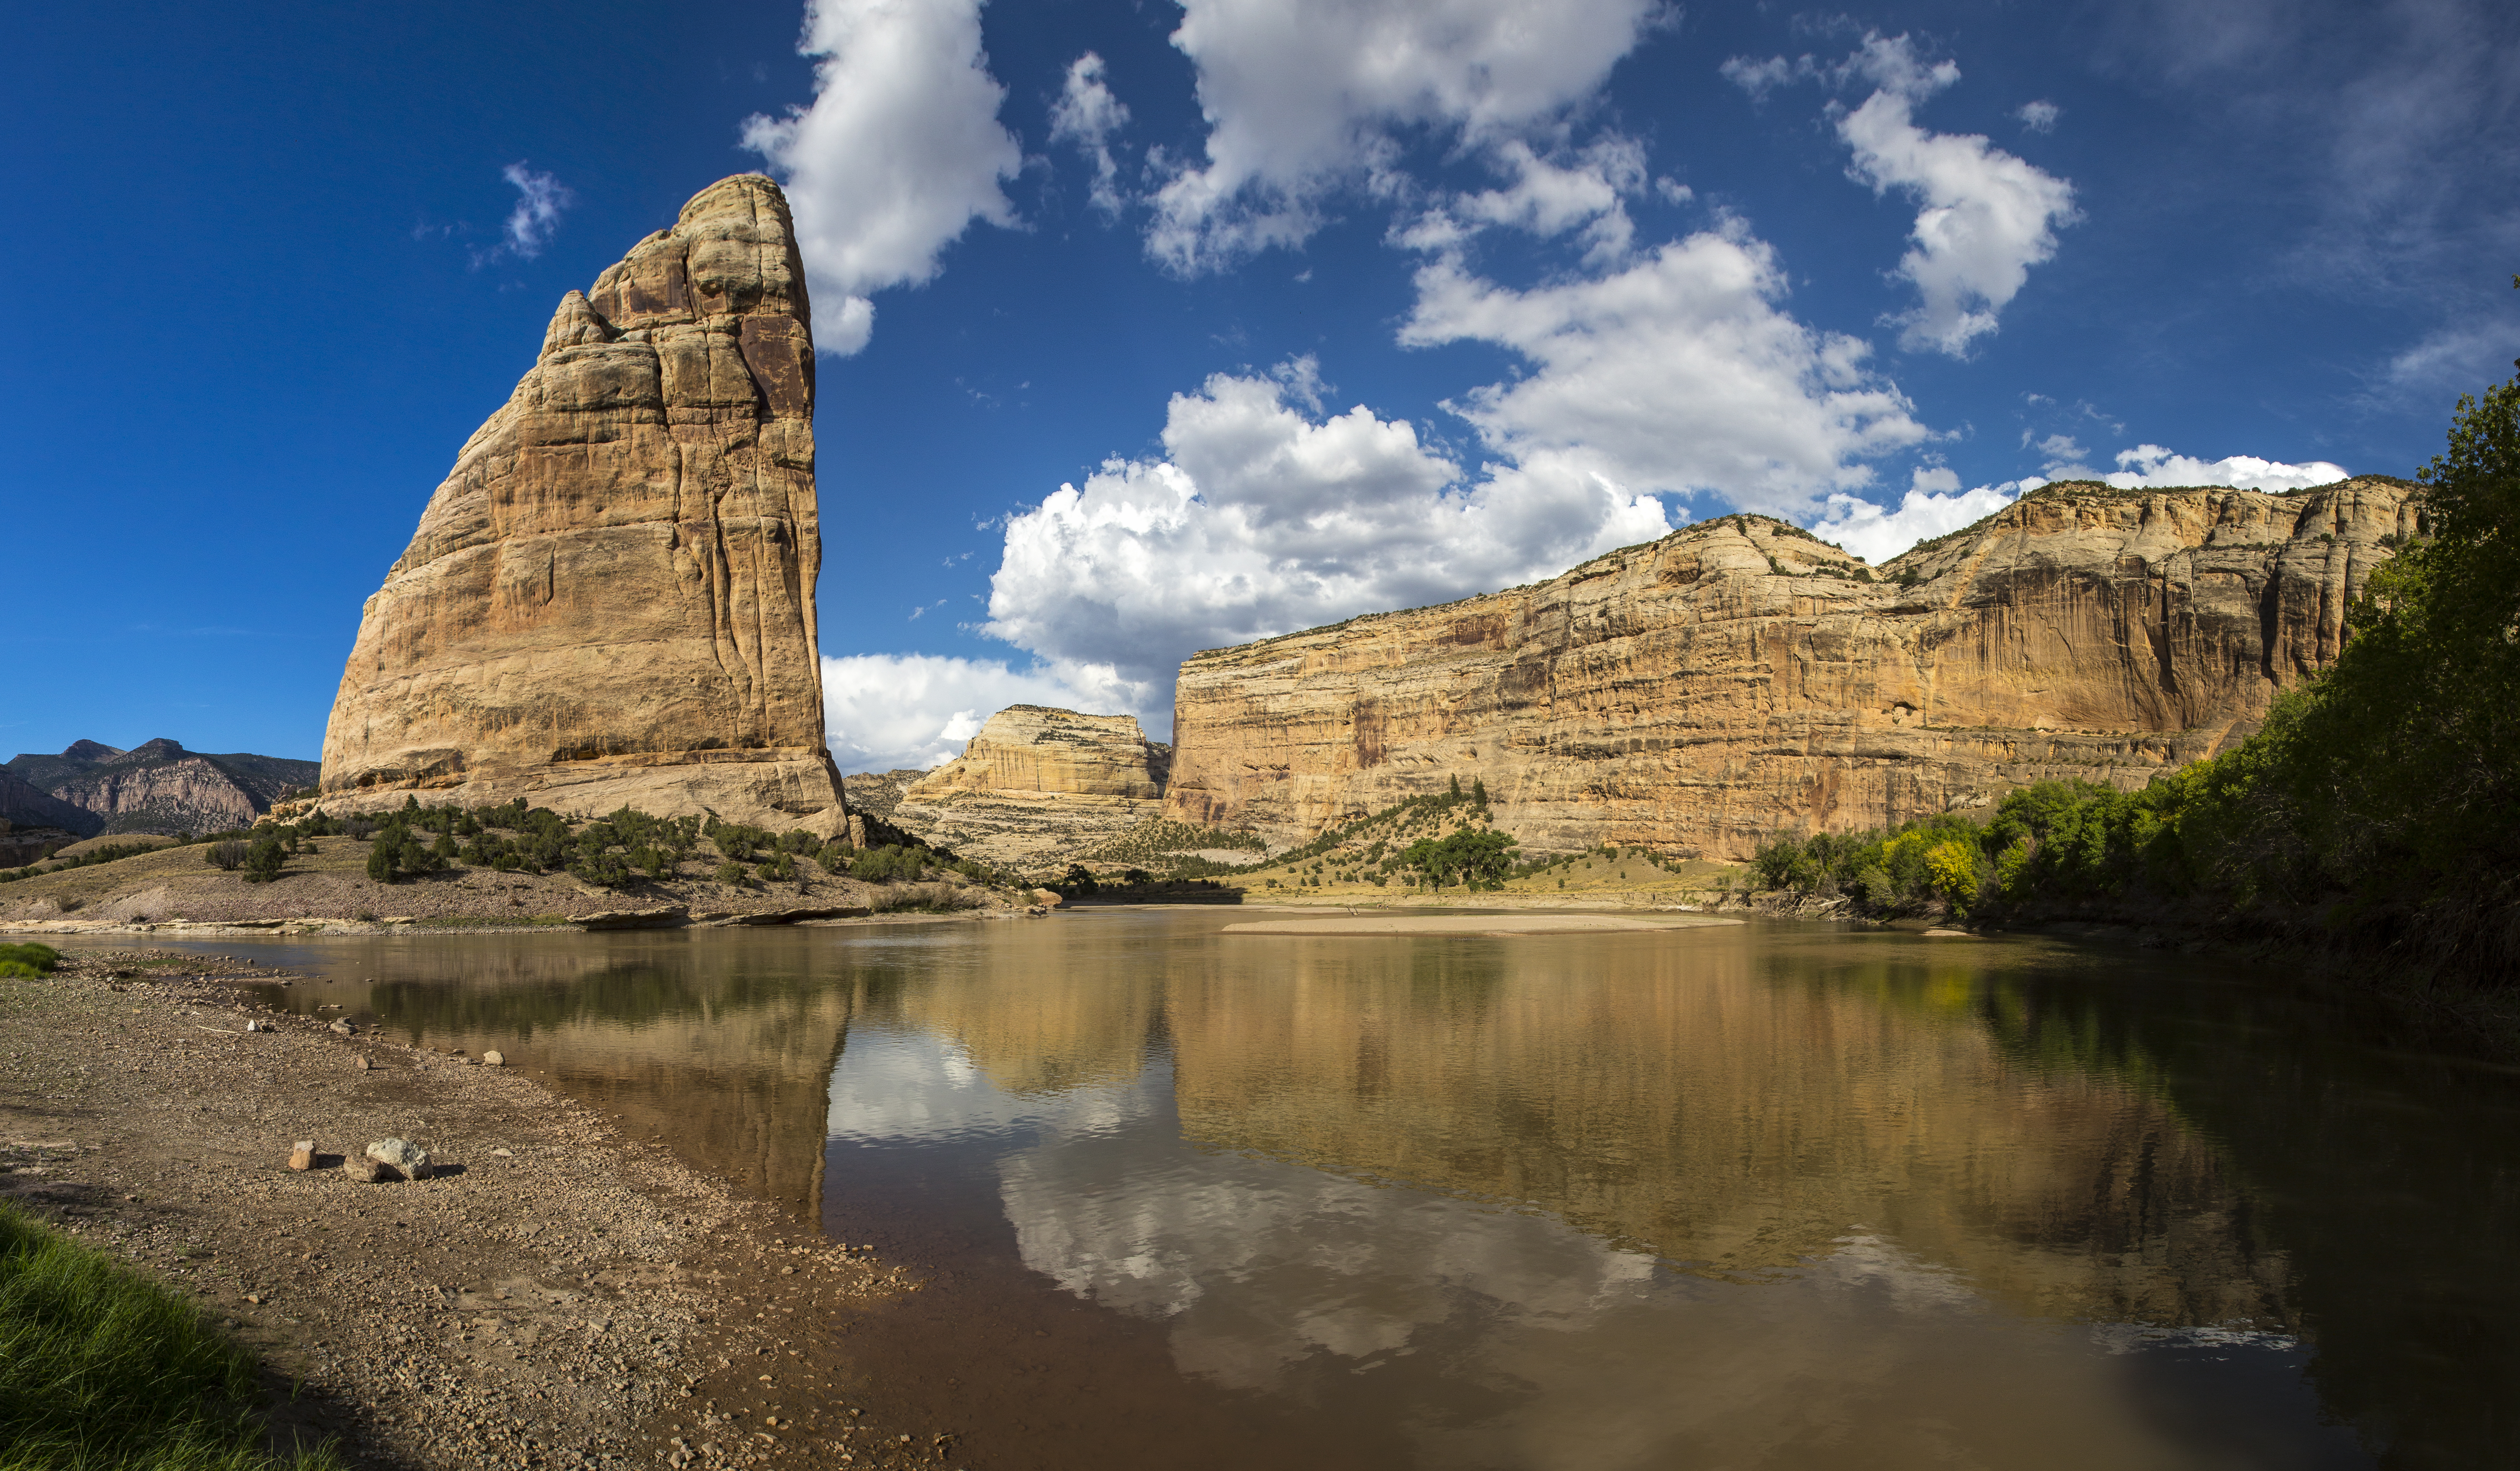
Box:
[205,910,2520,1468]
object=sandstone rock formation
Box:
[316,175,847,833]
[5,739,318,836]
[894,707,1173,870]
[1164,478,2417,859]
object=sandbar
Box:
[1222,912,1742,937]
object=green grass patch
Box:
[0,944,61,980]
[0,1200,338,1469]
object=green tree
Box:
[242,834,286,884]
[2273,339,2520,905]
[1399,828,1519,889]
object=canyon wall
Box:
[315,174,847,833]
[895,706,1171,870]
[1163,478,2417,859]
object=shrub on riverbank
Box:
[0,942,61,979]
[867,881,986,913]
[0,1200,337,1469]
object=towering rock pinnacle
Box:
[318,174,847,831]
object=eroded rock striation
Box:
[895,707,1172,870]
[318,175,847,832]
[1163,478,2418,859]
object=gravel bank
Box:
[0,949,958,1469]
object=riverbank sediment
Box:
[0,948,953,1469]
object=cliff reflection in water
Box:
[832,921,2371,1469]
[859,925,2290,1333]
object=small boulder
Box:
[482,1050,505,1067]
[354,1057,372,1071]
[288,1141,314,1171]
[341,1156,386,1183]
[366,1138,431,1181]
[330,1019,356,1035]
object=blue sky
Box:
[5,0,2515,771]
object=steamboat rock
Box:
[1162,478,2418,860]
[895,707,1172,870]
[316,175,847,832]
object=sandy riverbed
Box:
[0,947,956,1470]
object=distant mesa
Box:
[313,173,849,834]
[892,706,1172,870]
[3,738,317,838]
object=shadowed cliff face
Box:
[319,174,845,833]
[1164,479,2417,858]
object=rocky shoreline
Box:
[0,947,960,1469]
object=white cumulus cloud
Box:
[1051,52,1132,216]
[1833,34,2077,356]
[979,361,1670,707]
[1401,223,1930,514]
[2089,445,2351,492]
[822,654,1144,772]
[499,163,572,259]
[741,0,1023,354]
[1805,445,2359,565]
[1150,0,1662,271]
[1807,467,2038,563]
[1395,135,1650,263]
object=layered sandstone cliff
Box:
[1164,478,2417,859]
[316,175,847,833]
[894,706,1172,870]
